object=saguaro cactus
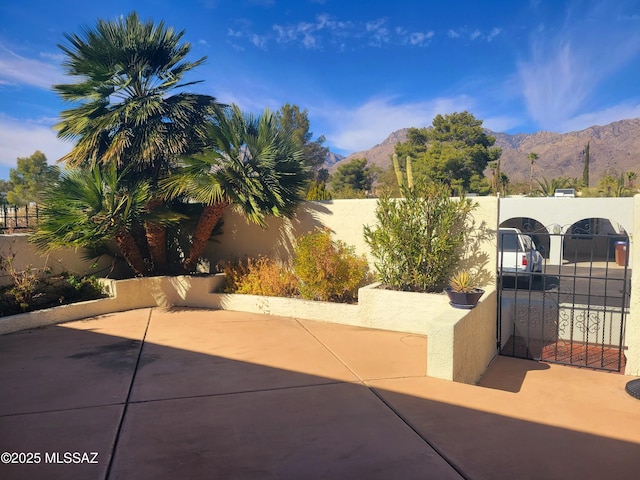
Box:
[392,154,414,189]
[393,154,403,187]
[406,156,413,189]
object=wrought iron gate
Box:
[497,232,630,372]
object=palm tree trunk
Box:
[115,229,148,276]
[530,162,534,194]
[145,222,167,274]
[182,201,229,273]
[144,198,168,274]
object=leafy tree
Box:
[7,151,60,205]
[51,11,221,274]
[316,168,330,184]
[162,105,309,273]
[0,180,12,205]
[276,103,329,174]
[0,180,14,193]
[306,180,332,200]
[330,158,379,198]
[468,173,492,195]
[393,112,501,193]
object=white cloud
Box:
[518,1,640,131]
[319,96,475,153]
[487,28,502,41]
[0,115,71,169]
[518,42,591,129]
[250,34,268,49]
[482,115,522,133]
[0,45,65,90]
[406,31,435,46]
[556,102,640,132]
[235,15,484,50]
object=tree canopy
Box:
[330,158,379,198]
[393,111,501,193]
[276,103,329,174]
[8,151,60,205]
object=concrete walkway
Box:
[0,308,638,479]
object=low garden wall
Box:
[0,274,497,384]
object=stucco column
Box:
[624,195,640,376]
[548,232,564,266]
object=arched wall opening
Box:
[563,218,629,263]
[499,217,550,259]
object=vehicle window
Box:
[498,231,523,251]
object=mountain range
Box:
[327,118,640,184]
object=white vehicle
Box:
[498,228,544,275]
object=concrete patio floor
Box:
[0,307,638,480]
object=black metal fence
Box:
[0,204,40,232]
[497,232,630,373]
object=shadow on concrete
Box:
[0,310,638,480]
[477,355,551,393]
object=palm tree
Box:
[626,171,637,189]
[53,11,221,273]
[31,164,185,276]
[533,176,562,197]
[598,173,629,197]
[162,105,309,273]
[527,152,539,194]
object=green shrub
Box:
[363,180,476,292]
[293,229,371,302]
[0,255,107,316]
[221,257,299,297]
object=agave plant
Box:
[448,271,477,293]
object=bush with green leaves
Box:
[221,257,299,298]
[364,180,476,292]
[0,253,107,315]
[293,229,371,302]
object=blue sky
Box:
[1,0,640,180]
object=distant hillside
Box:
[323,150,345,168]
[327,118,640,183]
[328,129,408,172]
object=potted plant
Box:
[444,271,484,309]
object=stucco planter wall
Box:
[0,274,497,384]
[357,283,497,383]
[0,275,496,383]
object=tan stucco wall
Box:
[203,199,379,266]
[0,234,127,287]
[624,195,640,375]
[205,197,499,288]
[499,197,633,234]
